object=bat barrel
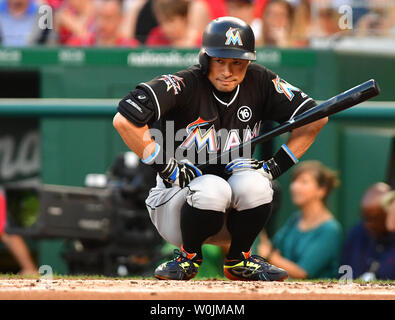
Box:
[324,79,380,116]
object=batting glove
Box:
[225,158,273,180]
[141,143,202,187]
[158,158,202,188]
[225,145,300,180]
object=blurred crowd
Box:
[1,0,395,48]
[257,162,395,281]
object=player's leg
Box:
[226,170,273,258]
[146,185,199,280]
[148,174,232,280]
[180,174,232,258]
[146,184,187,247]
[225,170,288,281]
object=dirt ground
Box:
[0,278,394,300]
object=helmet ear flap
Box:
[198,49,209,75]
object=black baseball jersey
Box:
[119,63,317,177]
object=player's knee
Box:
[228,171,273,211]
[186,175,232,213]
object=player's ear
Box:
[199,50,210,75]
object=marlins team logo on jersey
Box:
[225,27,243,46]
[159,74,186,95]
[180,117,261,153]
[272,76,301,101]
[180,117,217,153]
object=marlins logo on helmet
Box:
[225,27,243,46]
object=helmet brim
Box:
[204,47,256,61]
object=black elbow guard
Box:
[117,89,156,127]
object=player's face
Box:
[208,57,250,92]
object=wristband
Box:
[280,144,299,164]
[141,142,169,174]
[266,144,299,179]
[141,142,161,165]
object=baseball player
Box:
[113,16,327,281]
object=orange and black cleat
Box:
[154,245,202,280]
[224,249,288,281]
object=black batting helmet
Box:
[199,16,256,74]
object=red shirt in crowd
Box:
[57,3,96,45]
[67,34,140,47]
[145,27,171,46]
[202,0,269,19]
[146,26,201,47]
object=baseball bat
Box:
[198,79,380,169]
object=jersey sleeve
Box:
[263,69,317,124]
[136,68,197,121]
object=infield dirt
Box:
[0,279,394,300]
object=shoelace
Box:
[173,249,187,261]
[248,255,272,268]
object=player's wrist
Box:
[141,142,160,164]
[265,144,299,179]
[141,142,168,172]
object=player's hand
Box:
[158,158,202,188]
[225,158,273,180]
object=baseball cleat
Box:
[154,245,202,280]
[224,249,288,281]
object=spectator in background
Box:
[134,0,159,44]
[382,190,395,232]
[226,0,255,25]
[310,5,342,38]
[290,0,310,47]
[182,0,256,47]
[0,187,37,275]
[288,0,345,47]
[250,0,269,41]
[45,0,64,10]
[119,0,148,40]
[146,0,189,47]
[356,0,395,37]
[0,0,41,46]
[257,0,294,47]
[331,0,369,27]
[54,0,95,44]
[258,161,342,279]
[341,183,395,280]
[67,0,139,47]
